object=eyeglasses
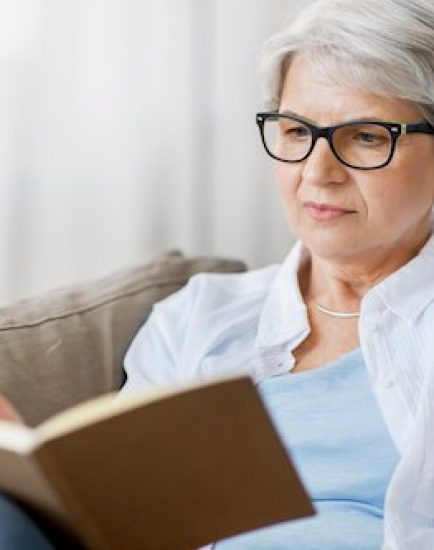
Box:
[256,112,434,170]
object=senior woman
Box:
[1,0,434,548]
[122,1,434,548]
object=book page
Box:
[0,421,36,454]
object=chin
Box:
[302,234,363,260]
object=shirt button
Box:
[369,311,383,330]
[379,373,395,389]
[371,311,382,320]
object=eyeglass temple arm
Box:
[404,122,434,135]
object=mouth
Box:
[303,201,357,221]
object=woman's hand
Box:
[0,395,24,424]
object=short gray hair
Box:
[261,0,434,124]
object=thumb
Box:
[0,395,24,424]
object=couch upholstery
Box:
[0,251,246,426]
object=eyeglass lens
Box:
[263,117,393,168]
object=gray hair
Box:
[261,0,434,124]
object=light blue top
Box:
[213,348,400,549]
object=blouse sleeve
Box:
[119,274,204,395]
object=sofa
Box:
[0,251,246,427]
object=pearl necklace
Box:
[315,302,360,319]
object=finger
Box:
[0,396,24,423]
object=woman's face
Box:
[276,53,434,265]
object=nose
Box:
[301,136,348,186]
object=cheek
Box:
[274,163,287,188]
[383,144,434,210]
[275,164,299,203]
[361,165,434,227]
[274,164,305,233]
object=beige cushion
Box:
[0,251,246,426]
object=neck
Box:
[300,231,431,313]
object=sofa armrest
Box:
[0,251,246,426]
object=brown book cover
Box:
[0,375,314,549]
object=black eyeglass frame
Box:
[256,111,434,170]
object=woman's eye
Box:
[358,132,376,142]
[285,126,309,138]
[354,132,386,145]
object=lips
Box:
[303,201,356,220]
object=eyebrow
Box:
[277,109,393,125]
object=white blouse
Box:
[122,236,434,550]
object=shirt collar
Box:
[366,230,434,322]
[256,227,434,349]
[256,240,309,348]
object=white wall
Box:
[0,0,306,305]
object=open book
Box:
[0,375,314,549]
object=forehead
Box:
[280,52,422,124]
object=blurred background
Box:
[0,0,304,306]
